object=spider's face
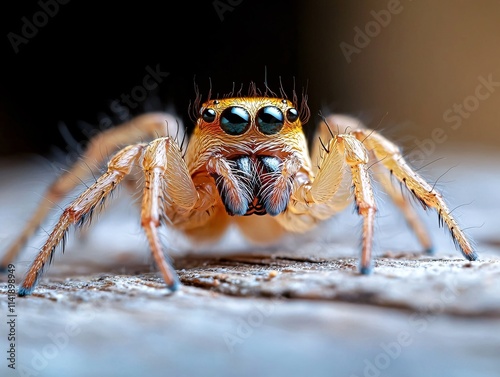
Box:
[186,96,312,216]
[192,97,306,160]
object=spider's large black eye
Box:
[202,108,216,123]
[286,108,299,122]
[220,106,250,135]
[256,106,284,135]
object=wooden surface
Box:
[1,145,500,377]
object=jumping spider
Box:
[1,87,478,296]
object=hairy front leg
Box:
[311,115,433,254]
[281,133,377,273]
[18,144,146,296]
[353,129,477,261]
[140,137,217,290]
[1,113,181,269]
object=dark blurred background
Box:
[0,0,303,158]
[1,0,499,160]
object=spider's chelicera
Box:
[0,91,478,296]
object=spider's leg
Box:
[352,129,477,261]
[1,113,179,269]
[341,136,377,273]
[18,144,146,296]
[283,134,377,274]
[371,163,433,254]
[140,137,199,291]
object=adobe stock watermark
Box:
[56,64,169,166]
[222,298,282,353]
[17,308,97,377]
[350,277,461,377]
[339,0,404,64]
[406,74,499,164]
[7,0,71,54]
[98,64,170,129]
[213,0,243,21]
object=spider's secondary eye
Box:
[286,108,299,122]
[202,108,216,123]
[256,106,284,135]
[220,106,250,135]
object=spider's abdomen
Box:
[212,155,292,217]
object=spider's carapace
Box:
[1,94,478,296]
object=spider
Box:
[1,86,478,296]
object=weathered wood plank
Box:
[1,151,500,377]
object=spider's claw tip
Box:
[18,285,34,297]
[0,265,7,273]
[359,265,373,275]
[465,250,479,262]
[425,247,435,256]
[166,276,181,293]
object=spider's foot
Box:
[0,265,7,273]
[164,272,181,293]
[359,265,373,275]
[465,250,479,262]
[18,285,35,297]
[167,278,181,292]
[425,247,435,256]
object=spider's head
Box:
[186,96,312,216]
